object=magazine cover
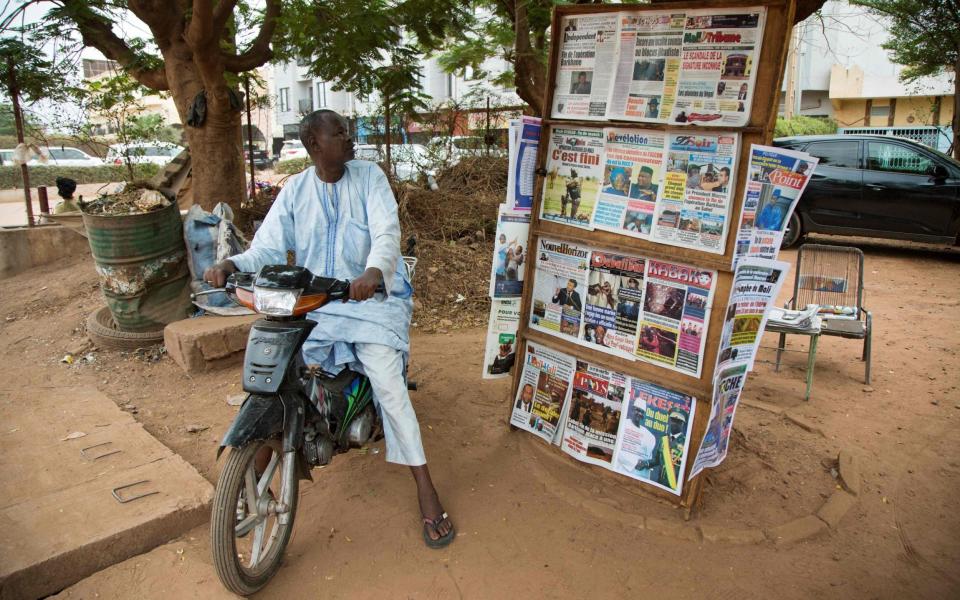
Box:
[529,237,591,341]
[689,363,747,478]
[551,13,621,121]
[488,205,531,299]
[581,250,646,359]
[510,341,576,444]
[636,259,716,377]
[612,377,696,495]
[561,360,627,468]
[481,299,521,380]
[541,126,606,229]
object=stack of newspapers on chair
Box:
[767,304,822,333]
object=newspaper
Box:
[551,13,620,121]
[507,116,542,211]
[689,363,746,478]
[481,299,521,380]
[612,376,696,495]
[716,257,790,372]
[732,144,818,270]
[529,237,591,341]
[651,132,739,253]
[511,341,576,444]
[605,9,765,127]
[541,126,606,229]
[581,249,645,359]
[561,360,627,468]
[606,11,685,122]
[489,205,531,299]
[591,127,667,240]
[636,259,716,377]
[667,9,766,126]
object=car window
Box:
[866,141,934,175]
[804,141,859,169]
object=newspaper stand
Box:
[510,0,799,509]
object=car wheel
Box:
[781,212,803,248]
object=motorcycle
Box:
[198,264,410,596]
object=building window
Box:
[278,87,289,112]
[317,82,327,108]
[870,104,890,118]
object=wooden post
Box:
[244,77,257,198]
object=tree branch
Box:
[62,0,169,90]
[212,0,239,35]
[186,0,214,47]
[220,0,280,72]
[513,0,545,115]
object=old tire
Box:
[781,212,803,248]
[86,306,165,351]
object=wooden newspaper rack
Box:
[510,0,798,509]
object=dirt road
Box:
[1,239,958,599]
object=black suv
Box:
[773,134,960,246]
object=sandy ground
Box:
[1,238,959,598]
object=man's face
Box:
[522,385,534,402]
[578,73,587,84]
[566,281,575,292]
[308,114,354,165]
[638,171,652,187]
[719,170,729,185]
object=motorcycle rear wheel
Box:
[211,439,298,596]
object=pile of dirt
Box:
[399,156,506,330]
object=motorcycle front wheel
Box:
[211,439,299,596]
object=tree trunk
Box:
[164,46,246,212]
[6,59,33,226]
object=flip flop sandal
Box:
[422,512,455,549]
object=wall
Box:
[0,225,91,279]
[831,96,955,128]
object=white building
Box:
[270,52,520,149]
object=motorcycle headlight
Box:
[253,286,302,316]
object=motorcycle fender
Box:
[217,395,283,458]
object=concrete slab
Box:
[164,315,258,374]
[0,386,212,599]
[0,225,91,278]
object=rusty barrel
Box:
[82,202,192,331]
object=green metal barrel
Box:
[82,202,192,331]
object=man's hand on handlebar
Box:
[350,267,383,301]
[203,260,238,288]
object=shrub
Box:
[0,163,161,189]
[774,116,838,138]
[275,158,309,174]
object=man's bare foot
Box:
[410,465,454,544]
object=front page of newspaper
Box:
[689,363,747,478]
[606,11,685,122]
[591,127,667,239]
[651,132,739,253]
[481,299,521,380]
[636,259,716,377]
[732,145,818,270]
[511,341,576,444]
[667,9,766,126]
[551,13,621,121]
[529,237,591,342]
[561,360,627,468]
[581,250,645,360]
[716,257,790,372]
[541,126,606,229]
[612,376,697,495]
[508,117,542,211]
[489,205,531,299]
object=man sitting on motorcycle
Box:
[204,109,455,548]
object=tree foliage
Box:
[850,0,960,157]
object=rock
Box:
[226,394,246,407]
[185,424,208,434]
[164,315,258,374]
[862,386,874,393]
[766,515,827,545]
[837,449,861,496]
[816,491,857,528]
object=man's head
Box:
[719,166,730,185]
[577,72,588,84]
[299,110,354,167]
[668,411,687,435]
[687,164,699,176]
[566,279,577,292]
[499,233,506,244]
[637,166,653,187]
[521,383,534,402]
